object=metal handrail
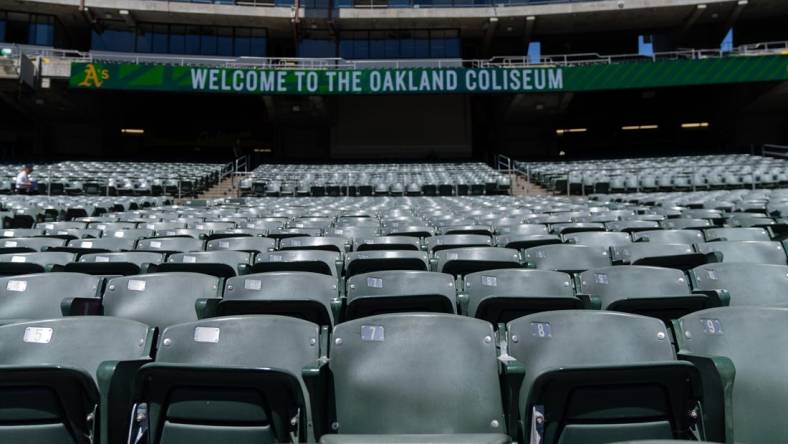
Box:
[5,39,787,72]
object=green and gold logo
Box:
[78,64,109,88]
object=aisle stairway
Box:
[197,176,239,200]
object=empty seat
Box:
[695,241,787,265]
[103,272,221,328]
[0,236,66,253]
[250,250,340,278]
[523,245,610,273]
[204,236,275,254]
[461,269,581,324]
[67,237,137,251]
[354,236,421,251]
[325,313,511,442]
[495,234,562,250]
[611,243,717,270]
[279,236,347,253]
[507,310,703,444]
[689,262,788,306]
[0,316,154,444]
[129,315,325,443]
[703,227,771,242]
[64,251,165,275]
[103,228,155,241]
[634,230,706,244]
[154,251,253,278]
[494,224,548,236]
[662,218,715,230]
[439,224,494,236]
[675,306,788,443]
[563,231,632,247]
[344,271,456,321]
[0,252,76,276]
[424,234,493,252]
[605,220,661,233]
[0,272,102,324]
[433,247,521,276]
[550,222,605,235]
[383,224,435,238]
[220,272,337,325]
[345,250,429,277]
[135,236,204,253]
[576,266,718,321]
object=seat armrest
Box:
[692,289,731,308]
[575,293,601,310]
[499,357,525,441]
[677,352,735,443]
[456,292,470,316]
[195,298,221,319]
[61,297,102,316]
[97,359,153,444]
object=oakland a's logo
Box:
[78,64,109,88]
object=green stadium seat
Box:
[279,236,348,253]
[204,236,275,254]
[432,247,521,276]
[695,241,788,265]
[0,252,76,276]
[153,251,253,278]
[634,230,706,244]
[344,271,456,321]
[688,262,788,306]
[0,272,102,324]
[135,236,204,253]
[703,227,771,242]
[507,310,703,444]
[354,236,421,251]
[250,250,341,278]
[674,306,788,443]
[494,234,562,250]
[219,271,338,325]
[129,315,326,443]
[67,237,137,251]
[64,251,164,275]
[460,269,581,323]
[0,236,67,253]
[424,234,493,253]
[611,243,718,270]
[325,313,512,442]
[102,272,222,328]
[523,245,610,273]
[563,231,632,247]
[0,316,154,444]
[345,250,429,277]
[576,266,720,322]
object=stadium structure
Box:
[0,0,783,443]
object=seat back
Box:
[103,272,221,328]
[634,230,706,244]
[689,263,788,306]
[523,245,610,273]
[433,247,520,276]
[251,250,339,277]
[330,313,505,434]
[695,241,787,265]
[222,272,336,324]
[345,271,456,320]
[563,231,632,247]
[136,237,204,253]
[0,273,101,323]
[204,236,275,253]
[463,269,578,323]
[676,307,788,443]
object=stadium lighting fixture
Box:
[556,128,587,135]
[681,122,710,128]
[121,128,144,135]
[622,125,658,130]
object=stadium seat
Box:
[688,262,788,306]
[354,236,421,251]
[345,250,429,277]
[507,310,703,444]
[424,234,493,252]
[695,240,787,265]
[102,272,222,328]
[344,271,456,320]
[605,220,661,233]
[0,252,76,276]
[674,306,788,443]
[611,243,718,270]
[153,251,253,278]
[250,250,341,277]
[703,227,771,242]
[576,265,720,321]
[219,271,338,325]
[135,236,204,253]
[0,236,66,253]
[563,231,632,247]
[0,316,154,444]
[634,230,706,244]
[0,272,103,324]
[279,236,348,253]
[325,313,512,442]
[204,236,276,254]
[66,237,137,251]
[129,315,326,443]
[495,234,562,250]
[523,244,610,273]
[432,247,521,276]
[64,251,164,275]
[461,269,581,323]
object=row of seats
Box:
[239,163,512,196]
[0,161,224,196]
[0,256,784,328]
[522,154,788,194]
[0,307,782,443]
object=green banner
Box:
[70,55,788,95]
